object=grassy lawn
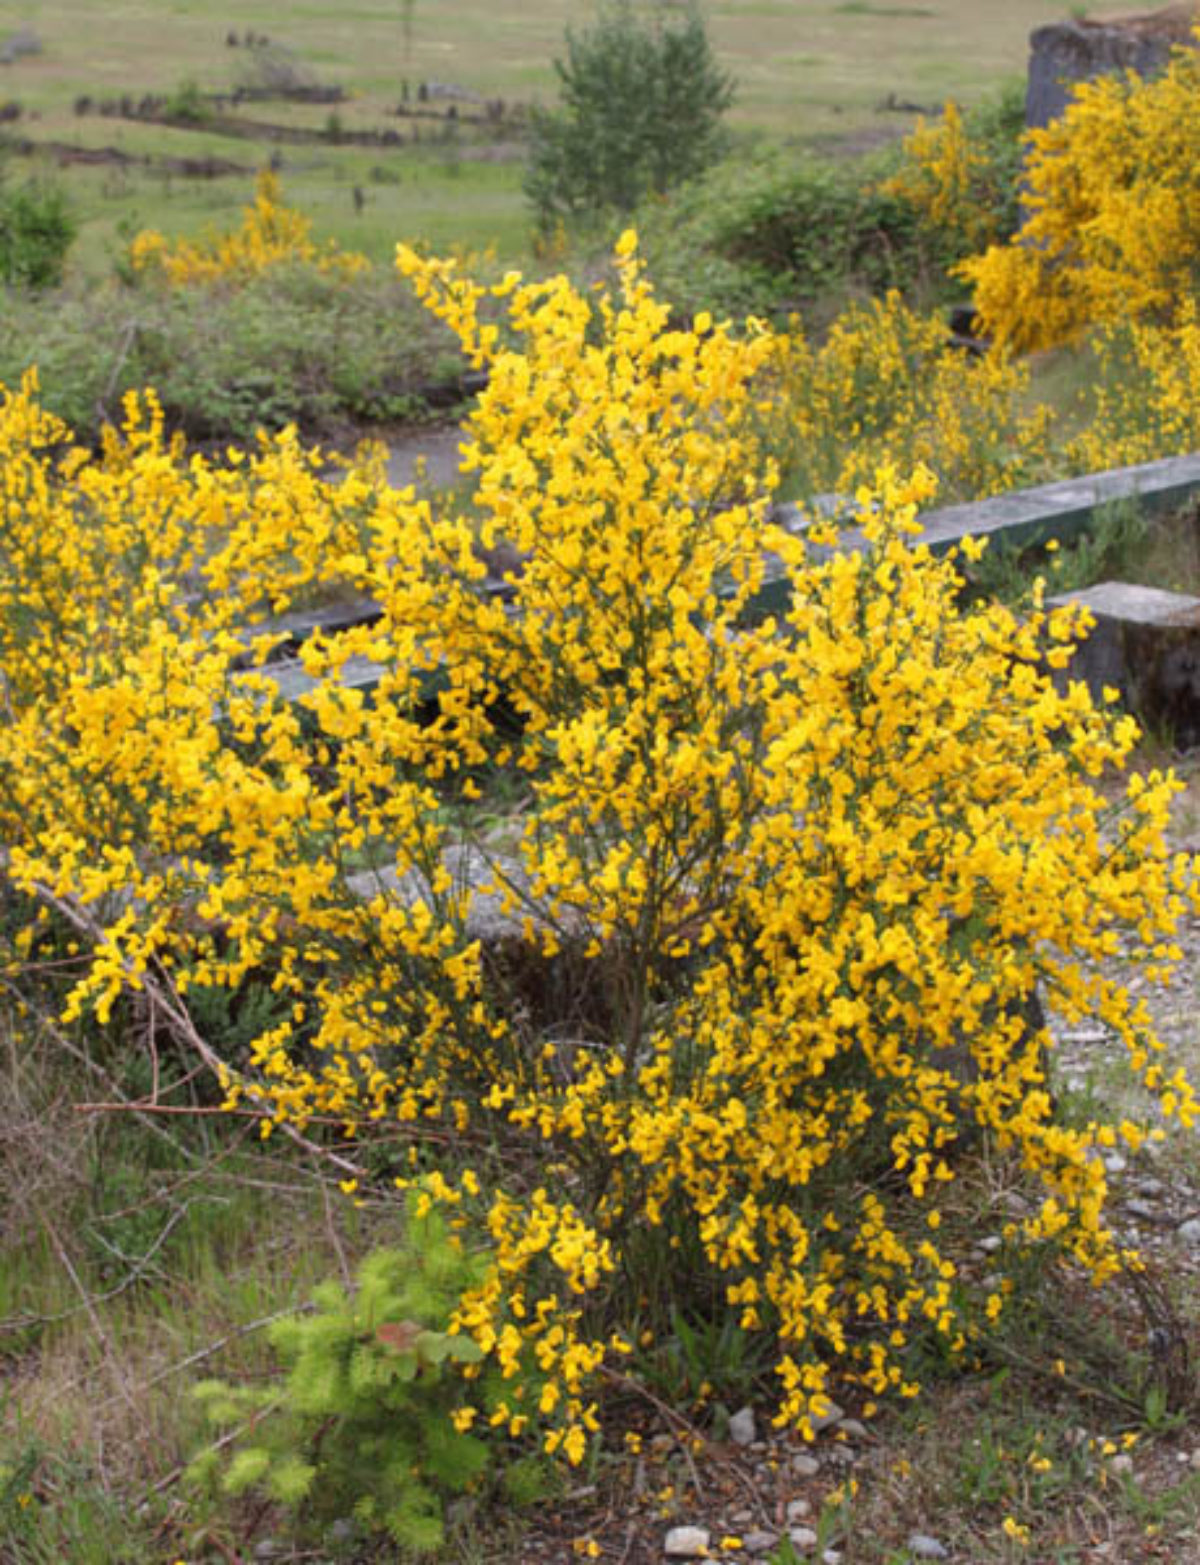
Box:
[0,0,1049,270]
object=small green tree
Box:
[525,0,734,226]
[0,175,74,289]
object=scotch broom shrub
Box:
[957,34,1200,352]
[1,238,1197,1468]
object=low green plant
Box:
[0,263,466,442]
[0,175,75,290]
[187,1205,542,1555]
[164,78,212,126]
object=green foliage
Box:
[0,264,463,443]
[0,1422,161,1564]
[164,78,212,126]
[0,175,75,290]
[525,0,734,226]
[188,1206,534,1556]
[632,85,1026,323]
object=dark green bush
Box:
[0,175,74,289]
[629,84,1027,323]
[526,0,734,226]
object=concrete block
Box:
[1048,580,1200,746]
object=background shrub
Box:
[0,172,74,289]
[525,0,734,227]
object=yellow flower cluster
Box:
[878,100,995,256]
[2,237,1197,1461]
[129,170,369,287]
[768,291,1052,504]
[1065,300,1200,472]
[957,34,1200,351]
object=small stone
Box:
[664,1525,711,1558]
[743,1529,778,1553]
[729,1406,757,1446]
[1104,1153,1127,1175]
[1190,1448,1200,1472]
[1109,1453,1134,1475]
[809,1399,845,1434]
[1137,1178,1166,1197]
[786,1498,812,1522]
[838,1418,868,1439]
[823,1553,843,1565]
[1124,1199,1159,1221]
[789,1526,819,1549]
[1177,1218,1200,1244]
[978,1234,1003,1253]
[791,1453,821,1477]
[908,1535,949,1560]
[254,1545,285,1562]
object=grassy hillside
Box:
[0,0,1051,269]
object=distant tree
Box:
[0,175,74,289]
[525,1,734,227]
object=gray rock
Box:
[786,1498,811,1522]
[729,1406,757,1446]
[1124,1199,1160,1222]
[808,1398,845,1434]
[908,1535,949,1560]
[664,1525,711,1558]
[789,1527,819,1550]
[345,842,532,941]
[837,1418,868,1439]
[791,1452,821,1477]
[1178,1218,1200,1244]
[743,1529,778,1554]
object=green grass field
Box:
[0,0,1053,271]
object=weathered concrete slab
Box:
[1048,580,1200,746]
[1025,8,1196,129]
[245,653,388,705]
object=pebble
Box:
[664,1525,711,1558]
[1177,1218,1200,1244]
[789,1525,819,1549]
[908,1534,949,1560]
[1103,1152,1127,1175]
[791,1453,821,1477]
[838,1418,869,1439]
[1137,1177,1166,1197]
[809,1399,845,1434]
[977,1235,1002,1253]
[743,1529,778,1553]
[729,1407,757,1446]
[1109,1453,1134,1475]
[1124,1198,1159,1221]
[822,1553,842,1565]
[786,1498,812,1522]
[1190,1449,1200,1472]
